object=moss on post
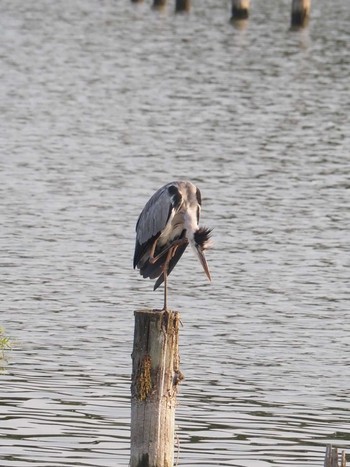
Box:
[136,355,152,401]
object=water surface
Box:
[1,0,350,465]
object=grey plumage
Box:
[133,180,212,309]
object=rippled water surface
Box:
[1,0,350,465]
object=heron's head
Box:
[193,227,212,281]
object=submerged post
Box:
[231,0,250,21]
[130,309,183,467]
[175,0,191,13]
[153,0,167,9]
[324,445,347,467]
[291,0,311,29]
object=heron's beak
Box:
[195,245,211,282]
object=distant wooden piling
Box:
[291,0,311,28]
[153,0,167,9]
[324,445,347,467]
[231,0,250,21]
[175,0,191,13]
[130,309,183,467]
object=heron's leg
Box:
[148,238,158,264]
[149,237,188,265]
[162,246,175,311]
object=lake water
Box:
[1,0,349,465]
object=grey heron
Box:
[133,180,212,310]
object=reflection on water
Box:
[1,0,350,465]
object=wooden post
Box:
[130,309,183,467]
[175,0,191,13]
[324,445,347,467]
[231,0,250,21]
[153,0,167,9]
[291,0,311,29]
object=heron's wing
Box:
[136,182,182,244]
[153,242,188,291]
[133,182,182,268]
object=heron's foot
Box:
[161,308,170,332]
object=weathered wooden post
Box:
[175,0,191,13]
[324,445,347,467]
[291,0,311,29]
[231,0,250,21]
[130,309,183,467]
[152,0,167,9]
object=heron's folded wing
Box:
[133,182,182,268]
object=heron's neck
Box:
[184,208,198,241]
